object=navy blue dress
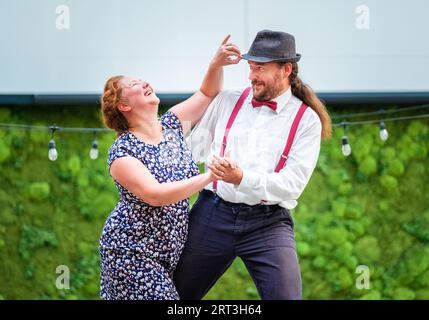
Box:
[99,111,199,300]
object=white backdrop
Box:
[1,0,428,95]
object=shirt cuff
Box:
[235,169,259,193]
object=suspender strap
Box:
[274,102,308,172]
[213,87,251,191]
[259,102,308,204]
[212,89,308,195]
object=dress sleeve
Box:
[161,111,183,132]
[107,138,132,169]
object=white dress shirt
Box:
[187,86,322,209]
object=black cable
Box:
[1,112,429,132]
[333,113,429,128]
[0,123,112,133]
[331,104,429,120]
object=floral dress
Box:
[99,111,199,300]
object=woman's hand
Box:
[207,152,243,185]
[210,35,241,68]
[168,35,239,133]
[206,168,224,182]
[211,152,237,169]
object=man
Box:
[173,30,332,300]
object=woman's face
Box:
[120,77,160,110]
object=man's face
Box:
[248,61,289,101]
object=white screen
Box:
[1,0,428,96]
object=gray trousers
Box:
[173,190,302,300]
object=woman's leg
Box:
[100,250,179,300]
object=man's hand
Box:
[207,153,243,186]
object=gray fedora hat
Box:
[242,30,301,63]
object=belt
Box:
[200,189,281,210]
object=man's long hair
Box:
[283,62,332,139]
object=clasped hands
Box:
[207,151,243,186]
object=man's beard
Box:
[251,75,284,101]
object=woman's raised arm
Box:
[169,35,241,133]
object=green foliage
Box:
[385,245,429,286]
[18,224,58,261]
[386,159,405,176]
[392,287,416,300]
[0,105,428,300]
[67,155,81,175]
[296,242,311,257]
[0,141,11,163]
[27,182,51,201]
[0,108,11,121]
[313,256,327,269]
[360,291,382,300]
[415,289,429,300]
[403,222,429,242]
[354,236,381,264]
[358,156,377,176]
[379,175,398,190]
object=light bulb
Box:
[89,140,98,160]
[342,135,351,156]
[48,139,58,161]
[379,121,388,141]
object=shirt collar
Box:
[272,86,292,114]
[249,86,292,114]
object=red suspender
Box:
[212,87,308,193]
[274,102,308,172]
[213,87,251,191]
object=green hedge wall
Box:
[0,105,428,300]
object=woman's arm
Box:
[110,156,220,206]
[169,35,241,134]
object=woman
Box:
[99,35,240,300]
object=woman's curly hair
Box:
[101,75,129,134]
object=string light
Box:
[341,122,352,157]
[379,120,389,141]
[48,126,59,161]
[0,108,428,162]
[0,123,111,161]
[89,132,99,160]
[331,112,429,158]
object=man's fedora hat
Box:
[242,30,301,63]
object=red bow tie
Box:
[251,98,277,111]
